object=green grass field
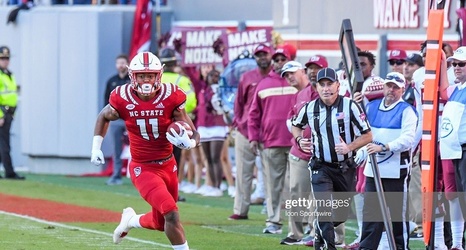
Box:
[0,174,426,249]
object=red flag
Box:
[129,0,153,60]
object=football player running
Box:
[91,51,199,250]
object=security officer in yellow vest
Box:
[0,46,24,180]
[159,48,197,114]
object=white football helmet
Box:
[128,51,163,96]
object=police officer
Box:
[0,46,24,180]
[159,48,197,115]
[291,67,372,250]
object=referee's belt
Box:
[145,154,173,164]
[313,157,354,169]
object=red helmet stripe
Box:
[143,52,149,68]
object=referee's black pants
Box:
[310,162,355,250]
[359,168,409,250]
[0,112,15,177]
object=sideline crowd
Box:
[98,41,466,250]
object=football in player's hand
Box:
[167,121,193,137]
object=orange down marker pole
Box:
[421,9,444,248]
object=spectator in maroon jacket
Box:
[229,43,273,220]
[249,47,297,234]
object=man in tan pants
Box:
[229,44,272,220]
[280,58,323,245]
[249,48,296,234]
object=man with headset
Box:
[291,67,372,250]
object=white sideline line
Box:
[0,210,172,248]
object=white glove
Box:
[354,146,368,165]
[91,149,105,165]
[90,135,105,165]
[166,127,196,150]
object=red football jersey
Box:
[109,83,187,162]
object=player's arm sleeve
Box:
[109,88,118,109]
[387,107,417,152]
[173,85,189,110]
[247,91,262,142]
[107,89,122,118]
[178,77,197,114]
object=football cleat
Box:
[113,207,136,244]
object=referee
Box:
[291,67,372,250]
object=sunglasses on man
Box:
[452,62,466,68]
[388,60,405,66]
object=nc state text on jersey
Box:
[129,110,165,117]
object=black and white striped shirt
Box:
[291,95,371,163]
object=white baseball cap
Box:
[280,61,304,77]
[447,46,466,62]
[384,72,405,88]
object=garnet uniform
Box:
[110,82,186,231]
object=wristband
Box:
[92,135,104,151]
